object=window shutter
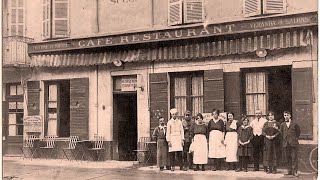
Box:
[8,0,25,36]
[149,73,168,135]
[70,78,89,140]
[263,0,286,14]
[27,81,40,116]
[52,0,69,38]
[292,68,313,140]
[184,0,204,23]
[3,101,9,138]
[243,0,262,17]
[203,69,224,113]
[43,0,51,39]
[224,72,241,119]
[168,0,183,26]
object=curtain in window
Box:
[174,77,187,116]
[47,84,57,136]
[192,76,203,116]
[246,72,267,120]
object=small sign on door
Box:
[121,77,137,91]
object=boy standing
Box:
[280,111,301,176]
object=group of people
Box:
[152,108,301,176]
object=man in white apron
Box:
[166,108,184,171]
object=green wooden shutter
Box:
[263,0,286,14]
[149,73,168,135]
[292,68,313,140]
[43,0,51,39]
[27,81,40,116]
[243,0,262,17]
[184,0,204,24]
[168,0,183,26]
[224,72,241,119]
[70,78,89,140]
[204,69,224,113]
[52,0,69,38]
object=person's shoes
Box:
[272,167,277,174]
[183,167,188,171]
[166,166,171,170]
[160,168,164,171]
[225,167,230,171]
[284,171,292,175]
[189,166,193,170]
[244,168,248,172]
[171,166,175,171]
[180,166,183,171]
[252,169,259,172]
[212,167,217,171]
[194,165,199,171]
[201,165,205,171]
[235,168,242,172]
[292,170,298,177]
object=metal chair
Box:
[62,136,82,161]
[20,135,38,160]
[133,137,151,163]
[88,135,105,161]
[39,135,57,159]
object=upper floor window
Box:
[8,0,25,36]
[43,0,69,39]
[243,0,287,17]
[168,0,204,26]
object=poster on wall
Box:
[23,115,43,133]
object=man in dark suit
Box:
[280,111,301,177]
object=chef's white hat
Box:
[170,108,178,114]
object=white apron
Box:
[166,118,184,152]
[169,134,183,152]
[193,134,208,164]
[225,132,238,162]
[208,130,226,158]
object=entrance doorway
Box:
[113,93,137,161]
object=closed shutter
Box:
[3,101,9,138]
[224,72,241,119]
[149,73,168,135]
[292,68,313,140]
[70,78,89,140]
[52,0,69,38]
[168,0,183,26]
[263,0,286,14]
[43,0,51,39]
[184,0,204,24]
[8,0,24,36]
[243,0,261,17]
[27,81,40,116]
[203,69,224,113]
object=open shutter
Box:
[184,0,204,23]
[149,73,168,135]
[43,0,51,39]
[263,0,286,14]
[8,0,25,36]
[168,0,183,26]
[3,101,9,139]
[70,78,89,140]
[224,72,241,119]
[52,0,69,38]
[292,68,313,140]
[243,0,262,17]
[27,81,40,115]
[203,69,224,113]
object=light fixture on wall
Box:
[256,48,267,58]
[113,59,122,67]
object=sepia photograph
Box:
[2,0,318,179]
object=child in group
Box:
[280,111,301,177]
[262,111,281,174]
[152,117,170,171]
[236,117,253,172]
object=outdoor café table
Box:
[145,141,157,164]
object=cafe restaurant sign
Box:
[24,115,43,133]
[28,13,317,53]
[121,77,137,91]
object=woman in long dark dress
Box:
[152,117,170,171]
[262,111,281,174]
[236,117,253,172]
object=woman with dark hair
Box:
[262,111,281,174]
[224,112,241,170]
[208,109,226,171]
[191,113,208,171]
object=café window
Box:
[243,0,286,17]
[6,84,24,136]
[170,72,203,117]
[168,0,204,26]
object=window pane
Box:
[8,125,16,136]
[174,77,187,116]
[17,125,23,135]
[9,113,16,124]
[10,85,17,95]
[246,72,267,116]
[47,119,57,136]
[17,102,23,110]
[49,85,58,101]
[192,76,203,115]
[17,85,23,95]
[175,97,186,117]
[192,97,203,115]
[16,113,24,124]
[9,102,16,110]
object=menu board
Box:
[24,116,43,132]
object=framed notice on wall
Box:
[121,77,137,91]
[23,115,43,133]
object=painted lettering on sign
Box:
[110,0,137,4]
[121,78,137,91]
[24,116,43,133]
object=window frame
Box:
[168,0,204,26]
[8,0,25,36]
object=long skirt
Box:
[225,132,238,162]
[263,137,281,166]
[168,134,183,152]
[208,130,226,158]
[193,134,208,164]
[156,139,170,167]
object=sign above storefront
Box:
[28,13,317,54]
[121,77,137,91]
[24,116,42,133]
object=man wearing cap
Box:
[181,110,194,171]
[166,108,184,171]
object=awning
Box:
[30,29,313,67]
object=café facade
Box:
[26,12,317,162]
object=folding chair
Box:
[39,135,57,159]
[20,135,38,160]
[133,137,151,163]
[88,135,105,161]
[62,136,82,161]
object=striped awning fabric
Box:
[30,29,313,67]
